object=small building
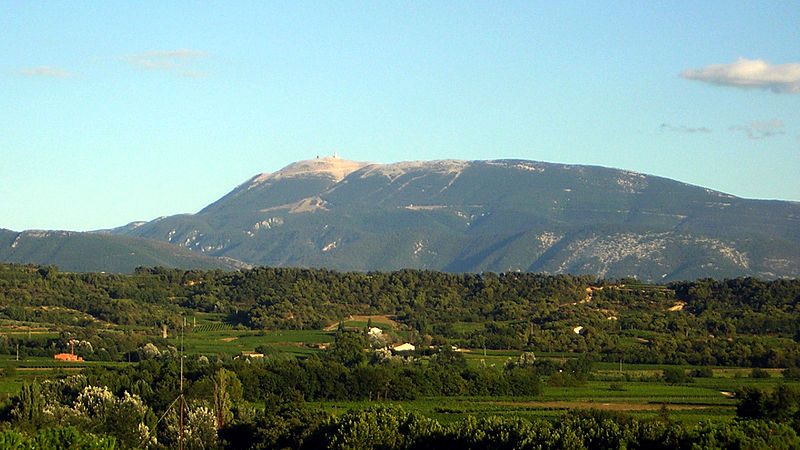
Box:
[241,351,264,358]
[54,340,83,362]
[572,326,584,335]
[368,327,383,337]
[54,353,83,362]
[391,343,415,352]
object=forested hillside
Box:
[1,263,799,367]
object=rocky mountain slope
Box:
[0,229,246,273]
[109,157,800,282]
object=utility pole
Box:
[180,317,184,450]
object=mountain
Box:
[109,157,800,282]
[0,229,247,273]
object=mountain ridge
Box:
[0,228,248,273]
[107,157,800,281]
[3,157,798,279]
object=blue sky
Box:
[2,1,799,231]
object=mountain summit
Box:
[260,156,371,182]
[110,158,800,281]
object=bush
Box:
[782,367,800,380]
[736,385,800,421]
[689,367,714,378]
[548,371,586,387]
[751,368,771,379]
[662,367,690,384]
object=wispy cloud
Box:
[19,66,72,78]
[730,119,785,139]
[660,123,712,134]
[123,49,208,76]
[681,58,800,94]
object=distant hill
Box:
[0,229,247,273]
[108,157,800,282]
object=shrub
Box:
[662,367,690,384]
[548,371,586,387]
[781,367,800,380]
[689,367,714,378]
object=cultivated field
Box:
[2,313,798,425]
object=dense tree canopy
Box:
[1,263,800,367]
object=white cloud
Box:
[681,58,800,94]
[123,49,208,73]
[20,66,72,78]
[730,119,785,139]
[660,123,712,134]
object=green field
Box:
[0,355,128,399]
[2,314,798,426]
[166,327,336,358]
[157,324,800,423]
[307,375,800,424]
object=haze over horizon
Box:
[2,2,799,232]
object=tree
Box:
[213,368,243,429]
[71,385,154,448]
[10,382,47,432]
[736,386,770,419]
[325,332,368,368]
[312,406,440,449]
[161,403,217,449]
[430,346,467,370]
[506,367,543,396]
[662,367,689,384]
